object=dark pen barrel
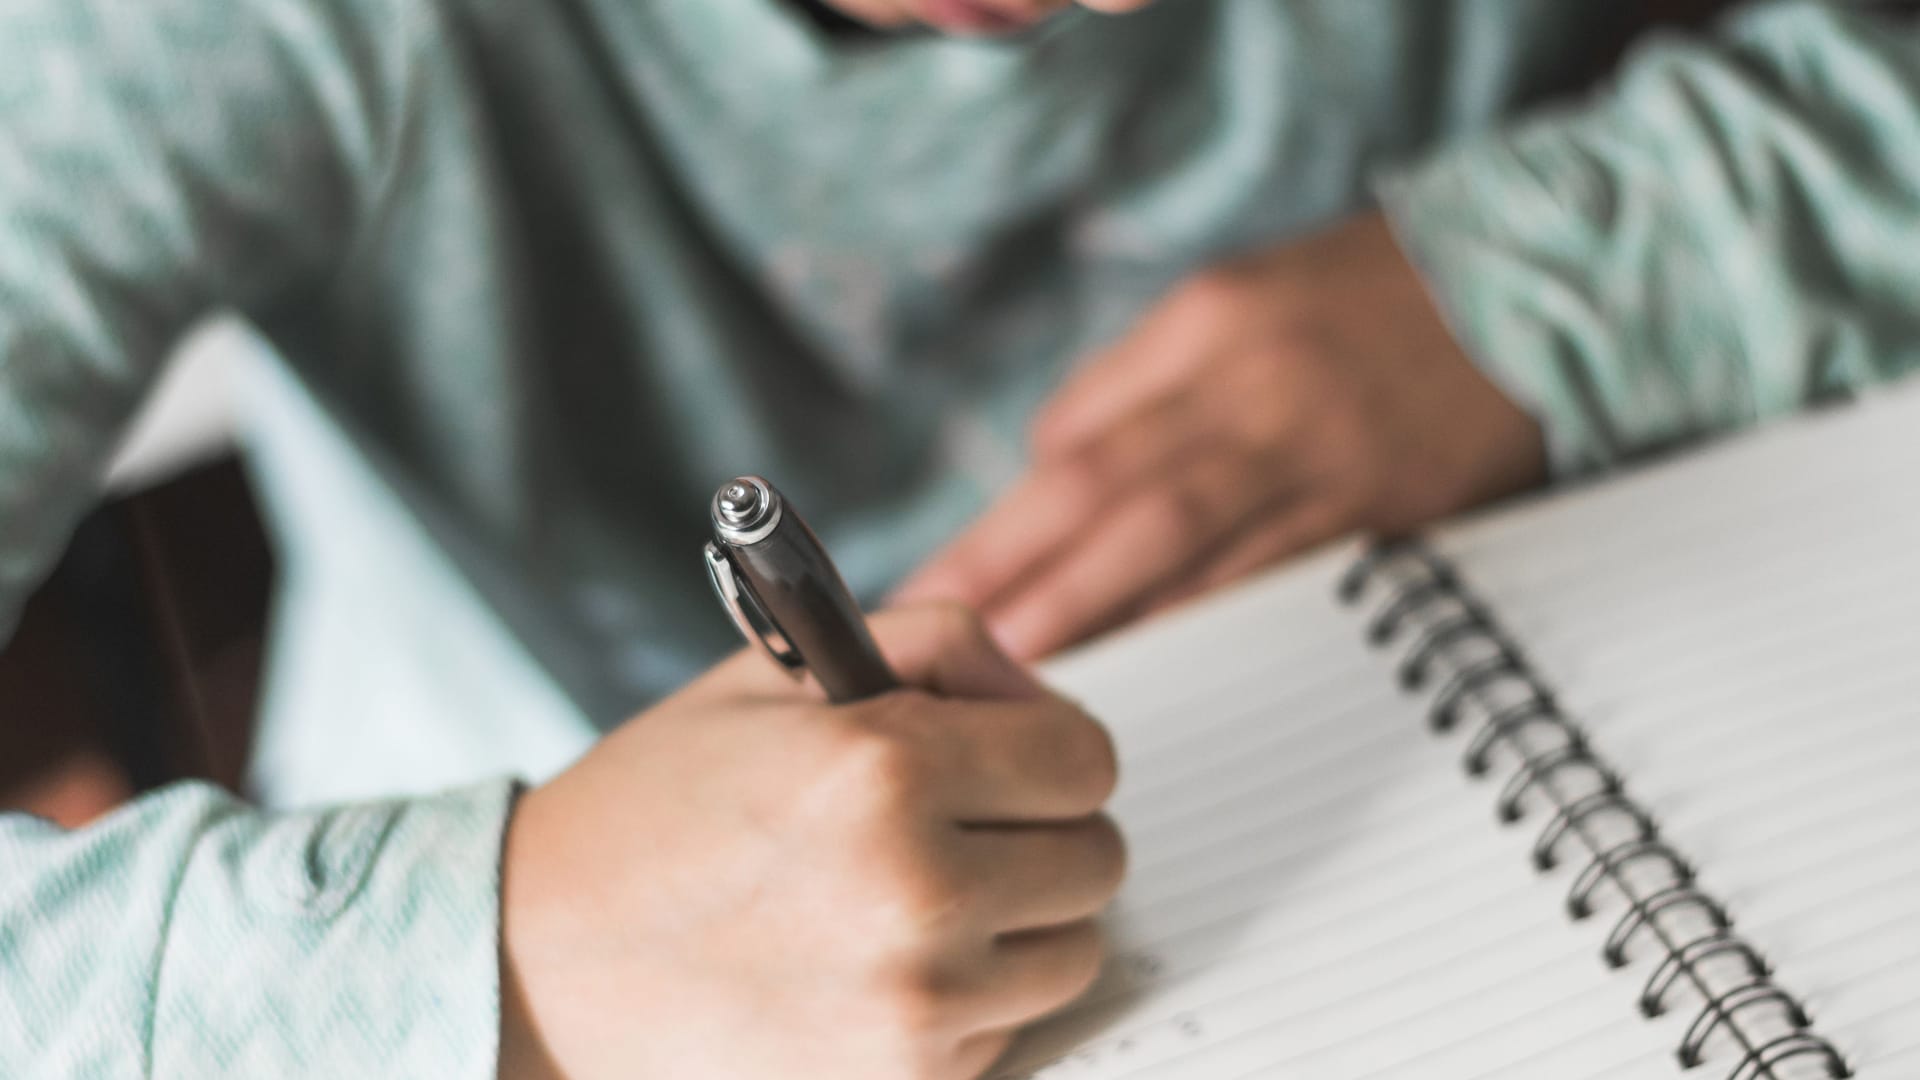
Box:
[712,479,899,703]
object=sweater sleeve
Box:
[0,3,517,1076]
[0,0,410,639]
[1377,1,1920,474]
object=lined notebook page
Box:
[995,546,1672,1079]
[1433,381,1920,1077]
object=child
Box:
[1,0,1915,1076]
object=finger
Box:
[1029,280,1244,460]
[681,638,830,705]
[984,445,1277,660]
[688,600,1048,709]
[1150,500,1351,615]
[890,469,1096,611]
[950,921,1107,1033]
[867,604,1048,701]
[1097,502,1301,635]
[955,817,1127,929]
[889,694,1116,821]
[893,395,1197,611]
[1190,498,1350,594]
[952,1030,1015,1078]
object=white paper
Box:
[996,379,1920,1079]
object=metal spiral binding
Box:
[1338,542,1851,1080]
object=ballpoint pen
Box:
[702,475,901,703]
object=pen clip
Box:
[703,541,805,677]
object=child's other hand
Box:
[499,605,1123,1080]
[895,213,1547,660]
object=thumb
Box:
[868,603,1049,702]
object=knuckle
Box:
[1249,341,1302,388]
[830,711,935,817]
[1059,442,1119,494]
[860,741,929,816]
[869,849,970,942]
[1137,487,1205,551]
[1232,359,1309,435]
[1244,338,1304,387]
[875,963,955,1037]
[857,968,957,1078]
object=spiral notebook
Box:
[995,379,1920,1080]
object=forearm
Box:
[1378,0,1920,474]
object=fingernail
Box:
[987,610,1043,661]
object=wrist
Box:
[499,784,564,1080]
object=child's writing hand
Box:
[896,213,1547,660]
[499,605,1123,1080]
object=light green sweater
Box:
[1,0,1916,1074]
